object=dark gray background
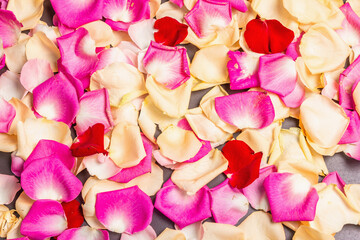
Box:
[1,0,360,239]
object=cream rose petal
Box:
[202,222,244,240]
[79,21,114,48]
[293,225,335,240]
[7,0,44,30]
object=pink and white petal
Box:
[20,59,54,92]
[143,41,190,89]
[109,135,153,183]
[0,39,5,70]
[286,33,303,61]
[75,88,114,136]
[214,91,275,129]
[354,79,360,115]
[184,0,232,38]
[174,221,204,240]
[33,75,79,126]
[50,0,103,28]
[117,41,141,67]
[128,19,155,50]
[153,149,188,170]
[242,165,277,212]
[339,56,360,110]
[11,152,24,177]
[0,97,15,133]
[264,173,319,222]
[227,51,259,90]
[258,53,297,97]
[94,47,135,72]
[279,80,306,108]
[322,172,346,194]
[209,179,249,225]
[120,225,156,240]
[170,0,184,8]
[58,226,109,240]
[336,3,360,47]
[95,186,153,234]
[57,28,98,89]
[338,109,360,144]
[229,0,247,12]
[321,68,342,101]
[0,9,22,48]
[0,174,21,204]
[20,200,67,240]
[80,21,114,48]
[0,71,26,101]
[83,154,121,180]
[155,184,212,229]
[21,158,82,202]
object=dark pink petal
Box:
[242,165,277,212]
[58,226,109,240]
[344,141,360,161]
[227,51,259,90]
[24,139,76,171]
[184,0,232,38]
[50,0,103,28]
[209,179,249,225]
[279,80,306,108]
[229,0,247,12]
[285,33,303,61]
[0,9,22,48]
[258,53,297,97]
[0,173,21,204]
[33,75,79,126]
[264,172,319,222]
[170,0,184,8]
[339,56,360,110]
[0,0,8,9]
[322,171,346,194]
[11,152,24,177]
[20,59,54,92]
[0,97,15,133]
[57,28,98,89]
[143,41,190,89]
[109,135,153,183]
[0,39,5,70]
[339,109,360,144]
[155,183,212,229]
[75,89,114,136]
[94,47,136,72]
[95,186,153,234]
[20,200,67,240]
[21,157,82,202]
[215,91,275,129]
[337,3,360,47]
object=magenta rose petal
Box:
[322,171,346,194]
[338,109,360,144]
[120,225,157,240]
[0,9,22,48]
[339,56,360,110]
[57,226,110,240]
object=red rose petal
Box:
[266,19,295,54]
[244,19,270,54]
[70,123,108,157]
[222,140,262,189]
[61,199,84,229]
[154,16,188,47]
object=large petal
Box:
[214,91,275,129]
[128,19,155,50]
[20,59,54,92]
[143,41,190,89]
[83,153,121,179]
[95,186,153,234]
[50,0,103,28]
[121,225,156,240]
[58,226,109,240]
[20,200,67,240]
[0,174,21,204]
[293,225,335,240]
[0,9,22,48]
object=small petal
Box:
[0,97,15,133]
[121,225,156,240]
[20,59,54,92]
[322,172,346,194]
[58,226,109,240]
[11,152,24,177]
[0,9,22,48]
[128,19,155,50]
[338,109,360,144]
[154,16,188,46]
[0,174,21,204]
[0,71,26,101]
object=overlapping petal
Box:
[0,174,21,204]
[0,97,15,133]
[154,16,188,46]
[58,226,109,240]
[0,9,22,48]
[340,56,360,110]
[20,59,54,92]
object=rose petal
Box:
[0,71,26,101]
[120,225,156,240]
[336,3,360,47]
[215,91,275,129]
[0,97,15,133]
[322,171,346,194]
[202,222,244,240]
[20,59,54,92]
[58,226,109,240]
[156,228,186,240]
[79,21,114,48]
[0,9,22,48]
[293,225,335,240]
[20,200,67,240]
[0,174,21,204]
[340,56,360,110]
[95,186,153,234]
[338,109,360,144]
[279,79,306,108]
[154,16,188,46]
[128,19,155,50]
[11,152,24,177]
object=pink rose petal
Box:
[337,3,360,47]
[279,80,306,108]
[184,0,232,38]
[20,59,54,92]
[338,109,360,144]
[227,51,259,90]
[11,151,24,177]
[128,19,155,50]
[95,186,153,234]
[21,157,82,202]
[0,173,21,204]
[83,153,121,179]
[170,0,184,8]
[120,225,157,240]
[0,39,5,70]
[214,91,275,129]
[58,226,109,240]
[339,55,360,110]
[0,9,22,48]
[57,28,98,89]
[264,172,319,222]
[322,171,346,194]
[75,88,114,136]
[242,165,277,212]
[209,179,249,225]
[33,75,79,126]
[229,0,247,12]
[103,0,150,31]
[50,0,103,28]
[285,33,303,61]
[0,97,15,133]
[344,141,360,161]
[155,183,212,229]
[258,53,297,97]
[94,47,137,72]
[143,41,190,89]
[20,199,67,240]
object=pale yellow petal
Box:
[299,23,350,74]
[4,36,30,73]
[282,221,302,232]
[171,149,228,195]
[149,0,161,18]
[156,1,187,23]
[6,217,24,239]
[111,31,132,47]
[238,211,285,240]
[183,0,196,10]
[7,0,44,30]
[202,222,244,240]
[156,228,186,240]
[8,98,36,135]
[146,75,192,118]
[0,133,17,152]
[190,45,229,84]
[157,125,202,163]
[15,192,34,219]
[321,68,343,101]
[344,184,360,214]
[108,122,146,168]
[79,21,114,47]
[25,32,60,72]
[293,225,335,240]
[111,103,139,126]
[0,208,20,238]
[295,57,322,92]
[348,0,360,16]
